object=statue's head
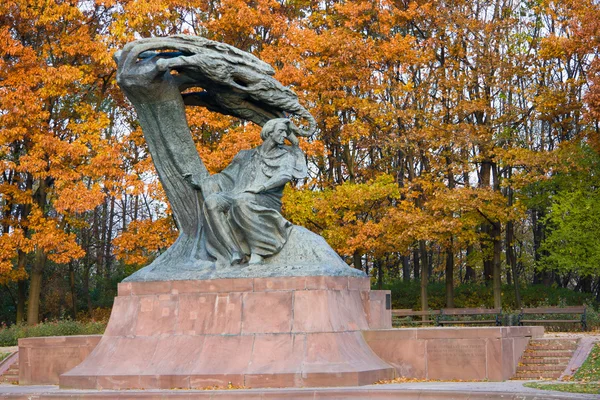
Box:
[261,118,299,145]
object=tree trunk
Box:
[16,249,27,324]
[480,159,493,284]
[506,177,521,308]
[27,176,50,325]
[492,222,502,309]
[69,262,78,318]
[413,248,420,279]
[420,241,429,282]
[16,280,26,324]
[402,255,410,282]
[419,240,428,318]
[445,247,454,308]
[465,245,476,282]
[579,275,592,293]
[353,250,362,271]
[26,248,46,325]
[376,259,383,289]
[104,195,116,281]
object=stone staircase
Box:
[0,352,19,384]
[512,338,579,380]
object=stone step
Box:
[517,364,566,372]
[528,346,578,352]
[0,354,19,384]
[510,338,579,380]
[527,339,579,350]
[1,375,19,382]
[523,349,575,358]
[520,356,571,365]
[512,371,562,380]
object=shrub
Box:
[0,319,106,347]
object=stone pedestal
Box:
[60,276,394,389]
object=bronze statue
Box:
[114,35,364,281]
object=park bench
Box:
[517,306,587,331]
[438,308,502,326]
[391,309,441,325]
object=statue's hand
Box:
[114,43,183,104]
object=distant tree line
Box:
[1,0,599,325]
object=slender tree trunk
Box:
[16,250,27,324]
[507,220,521,308]
[445,246,454,308]
[413,249,420,280]
[17,280,26,324]
[26,248,46,325]
[445,160,455,305]
[92,207,102,297]
[420,241,429,282]
[480,159,493,284]
[492,222,502,309]
[122,194,127,232]
[104,195,115,282]
[506,176,521,308]
[465,245,475,282]
[402,255,410,282]
[427,247,433,280]
[69,262,78,318]
[419,240,428,318]
[353,250,362,271]
[376,259,383,289]
[27,177,50,325]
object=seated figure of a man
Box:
[191,118,307,266]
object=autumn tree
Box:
[0,0,122,324]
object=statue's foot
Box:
[248,253,264,265]
[231,251,244,265]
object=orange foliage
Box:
[113,218,177,267]
[1,0,598,308]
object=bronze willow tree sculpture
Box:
[114,35,363,281]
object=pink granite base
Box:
[363,326,545,381]
[19,335,102,385]
[60,276,395,389]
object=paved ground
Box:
[0,380,597,399]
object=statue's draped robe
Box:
[202,145,307,264]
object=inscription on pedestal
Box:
[427,339,487,379]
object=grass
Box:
[573,343,600,381]
[524,382,600,394]
[524,343,600,395]
[0,352,11,362]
